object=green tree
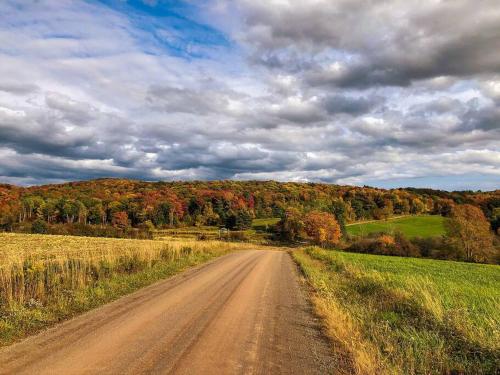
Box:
[330,200,347,236]
[31,219,48,234]
[235,210,253,230]
[278,208,304,242]
[88,199,105,224]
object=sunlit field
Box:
[293,247,500,374]
[346,215,446,238]
[0,233,247,346]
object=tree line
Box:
[0,179,498,234]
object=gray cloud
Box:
[321,94,382,115]
[45,92,97,125]
[146,85,232,115]
[0,82,39,95]
[237,0,500,87]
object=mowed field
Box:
[293,247,500,374]
[346,215,446,238]
[0,233,249,346]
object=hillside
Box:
[1,179,498,233]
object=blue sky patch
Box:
[95,0,231,59]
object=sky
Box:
[0,0,499,190]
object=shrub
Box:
[348,233,420,258]
[345,231,497,263]
[31,219,48,234]
[227,230,250,242]
[394,232,420,257]
[45,223,152,239]
[410,236,458,260]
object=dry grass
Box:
[0,233,249,345]
[0,233,247,306]
[294,251,383,374]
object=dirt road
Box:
[0,250,336,374]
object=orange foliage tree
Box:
[303,211,341,246]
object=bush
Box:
[345,231,494,263]
[31,219,48,234]
[394,232,420,257]
[348,232,420,258]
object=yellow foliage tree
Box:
[445,204,494,262]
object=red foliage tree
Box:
[112,211,129,229]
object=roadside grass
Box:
[346,215,446,238]
[0,233,247,346]
[292,247,500,374]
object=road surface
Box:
[0,250,336,374]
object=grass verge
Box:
[292,247,500,374]
[0,233,246,346]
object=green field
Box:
[346,215,446,238]
[293,247,500,374]
[252,217,281,229]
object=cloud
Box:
[229,0,500,89]
[146,85,232,115]
[45,92,97,125]
[0,0,498,190]
[321,94,382,115]
[0,82,39,95]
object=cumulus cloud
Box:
[0,0,498,190]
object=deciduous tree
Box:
[112,211,129,229]
[445,204,494,262]
[278,208,304,242]
[303,211,341,246]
